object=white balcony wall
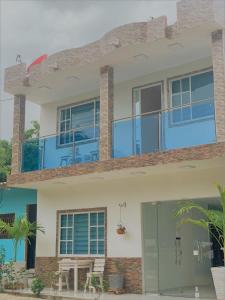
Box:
[39,57,212,138]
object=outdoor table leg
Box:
[59,267,62,292]
[74,265,78,293]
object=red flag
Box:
[27,54,48,72]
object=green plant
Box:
[4,262,16,286]
[90,274,108,292]
[0,217,45,262]
[175,184,225,263]
[0,247,6,291]
[24,120,40,139]
[31,277,44,296]
[0,140,11,182]
[46,271,60,290]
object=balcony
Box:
[112,99,216,158]
[21,99,216,173]
[21,127,99,172]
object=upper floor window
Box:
[170,70,214,124]
[59,211,105,256]
[59,98,100,145]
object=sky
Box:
[0,0,178,140]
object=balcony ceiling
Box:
[14,27,213,105]
[26,28,211,104]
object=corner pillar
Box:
[11,95,25,174]
[212,29,225,142]
[99,66,114,161]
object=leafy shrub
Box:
[31,277,44,296]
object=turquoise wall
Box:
[0,188,37,262]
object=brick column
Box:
[100,66,113,161]
[212,29,225,142]
[11,95,26,174]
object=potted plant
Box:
[108,260,124,294]
[175,184,224,300]
[116,224,126,235]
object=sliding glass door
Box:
[142,200,217,298]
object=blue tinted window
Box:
[172,109,182,123]
[171,71,214,124]
[172,94,181,107]
[59,99,100,145]
[182,92,190,105]
[191,71,214,102]
[172,80,180,94]
[61,215,67,227]
[74,214,89,254]
[90,241,97,254]
[60,211,105,255]
[60,242,66,254]
[182,78,189,92]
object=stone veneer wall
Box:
[212,29,225,142]
[35,257,142,293]
[8,142,225,185]
[100,66,114,161]
[5,0,223,95]
[11,95,25,174]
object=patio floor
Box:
[1,288,216,300]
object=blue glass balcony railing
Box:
[21,127,99,172]
[112,99,216,158]
[21,99,216,172]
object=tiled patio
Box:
[5,288,216,300]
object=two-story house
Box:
[4,0,225,297]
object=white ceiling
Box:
[24,27,212,105]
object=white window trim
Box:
[58,210,105,257]
[169,69,214,124]
[169,69,214,109]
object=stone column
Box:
[99,66,114,161]
[212,29,225,142]
[11,95,26,174]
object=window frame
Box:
[169,69,214,125]
[57,98,100,147]
[58,209,106,257]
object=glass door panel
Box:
[135,84,162,154]
[142,203,158,293]
[142,200,216,298]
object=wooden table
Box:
[58,259,93,292]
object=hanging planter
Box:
[116,202,127,235]
[117,224,126,235]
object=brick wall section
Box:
[7,141,225,185]
[105,258,142,293]
[5,0,222,94]
[35,257,142,293]
[176,0,214,32]
[35,257,58,286]
[11,95,25,174]
[100,66,113,161]
[212,29,225,142]
[4,64,27,95]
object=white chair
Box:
[84,259,105,294]
[58,261,71,291]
